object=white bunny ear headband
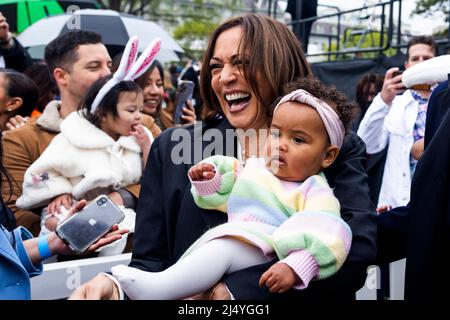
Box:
[90,36,162,114]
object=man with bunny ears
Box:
[1,31,162,236]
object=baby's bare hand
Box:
[47,194,73,214]
[259,263,298,293]
[188,163,216,181]
[130,124,151,149]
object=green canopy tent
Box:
[0,0,100,33]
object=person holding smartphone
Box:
[357,35,438,210]
[135,60,196,130]
[0,142,128,300]
[71,13,376,301]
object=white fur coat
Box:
[16,111,152,209]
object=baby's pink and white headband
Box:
[273,89,345,148]
[90,36,162,114]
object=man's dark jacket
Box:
[0,38,33,72]
[377,80,450,299]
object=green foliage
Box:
[413,0,449,36]
[163,1,230,60]
[433,27,449,37]
[325,29,397,61]
[173,19,219,59]
[97,1,248,60]
[413,0,448,16]
[173,20,218,42]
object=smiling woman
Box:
[105,78,356,300]
[70,13,377,301]
[133,60,197,130]
[202,15,311,136]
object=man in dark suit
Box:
[377,78,450,299]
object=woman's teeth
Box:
[226,92,250,101]
[225,93,250,111]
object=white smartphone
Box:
[55,195,125,254]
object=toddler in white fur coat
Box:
[16,37,161,256]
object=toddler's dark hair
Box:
[78,75,142,127]
[268,77,357,133]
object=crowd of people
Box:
[1,8,449,301]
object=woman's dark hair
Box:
[1,69,39,117]
[78,74,142,127]
[200,13,312,116]
[269,78,358,133]
[135,60,165,94]
[23,63,59,112]
[135,60,174,129]
[355,73,384,116]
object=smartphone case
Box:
[173,80,195,125]
[55,195,125,254]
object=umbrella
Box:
[0,0,100,33]
[17,9,183,63]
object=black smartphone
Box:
[393,70,403,77]
[55,195,124,254]
[173,80,195,125]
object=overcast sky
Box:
[319,0,447,35]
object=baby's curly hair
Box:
[268,77,357,133]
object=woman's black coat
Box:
[130,116,377,299]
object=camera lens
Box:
[97,197,107,206]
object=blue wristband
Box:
[37,234,52,260]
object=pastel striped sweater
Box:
[186,156,352,289]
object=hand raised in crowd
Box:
[259,262,298,293]
[188,163,216,181]
[0,12,11,42]
[380,67,406,105]
[179,100,196,126]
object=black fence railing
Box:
[280,0,450,62]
